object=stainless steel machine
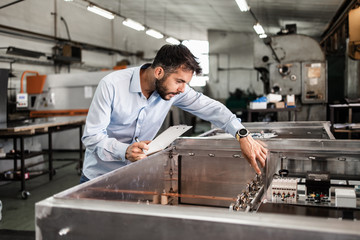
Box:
[200,121,334,139]
[254,34,327,120]
[36,137,360,239]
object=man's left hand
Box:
[238,135,268,175]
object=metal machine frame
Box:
[36,137,360,239]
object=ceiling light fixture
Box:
[87,5,114,20]
[235,0,250,12]
[166,37,180,45]
[253,23,265,35]
[146,29,164,39]
[122,18,145,31]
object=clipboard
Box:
[145,125,192,155]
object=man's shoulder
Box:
[101,66,139,84]
[108,66,138,78]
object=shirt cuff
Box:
[112,140,130,162]
[226,118,245,137]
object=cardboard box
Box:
[275,101,285,108]
[286,94,295,107]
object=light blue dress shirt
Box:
[82,64,244,179]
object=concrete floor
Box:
[0,153,81,232]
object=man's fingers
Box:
[134,142,149,151]
[251,160,261,175]
[258,152,267,167]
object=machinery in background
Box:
[254,33,327,120]
[16,71,47,110]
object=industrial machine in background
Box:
[36,137,360,239]
[254,33,327,121]
[5,70,111,149]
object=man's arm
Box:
[82,80,129,162]
[174,86,268,174]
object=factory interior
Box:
[0,0,360,239]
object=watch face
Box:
[239,129,248,136]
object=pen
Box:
[135,137,146,154]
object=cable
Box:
[60,17,71,41]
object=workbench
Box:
[0,116,86,199]
[247,107,299,122]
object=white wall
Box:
[0,0,171,170]
[0,0,167,76]
[207,30,264,100]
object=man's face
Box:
[155,68,193,100]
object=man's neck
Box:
[140,67,156,99]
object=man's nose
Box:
[178,83,186,93]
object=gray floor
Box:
[0,153,81,231]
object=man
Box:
[81,44,267,183]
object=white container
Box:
[335,189,356,208]
[249,102,267,109]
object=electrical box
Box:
[305,171,330,203]
[16,93,28,108]
[53,44,82,64]
[301,62,327,104]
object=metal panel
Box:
[199,121,334,139]
[269,62,302,95]
[0,69,9,123]
[301,62,328,103]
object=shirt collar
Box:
[130,63,151,94]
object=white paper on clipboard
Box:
[145,125,192,155]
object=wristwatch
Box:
[235,128,250,141]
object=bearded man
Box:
[81,44,267,183]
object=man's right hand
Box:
[125,141,151,162]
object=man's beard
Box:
[155,76,180,100]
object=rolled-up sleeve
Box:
[82,80,129,162]
[174,85,244,137]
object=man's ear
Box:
[154,66,164,79]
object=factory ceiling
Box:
[89,0,347,41]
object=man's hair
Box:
[152,44,202,75]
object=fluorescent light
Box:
[253,23,265,35]
[87,5,114,19]
[166,37,180,44]
[122,18,145,31]
[235,0,250,12]
[259,34,267,39]
[146,29,164,39]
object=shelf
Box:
[0,151,45,160]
